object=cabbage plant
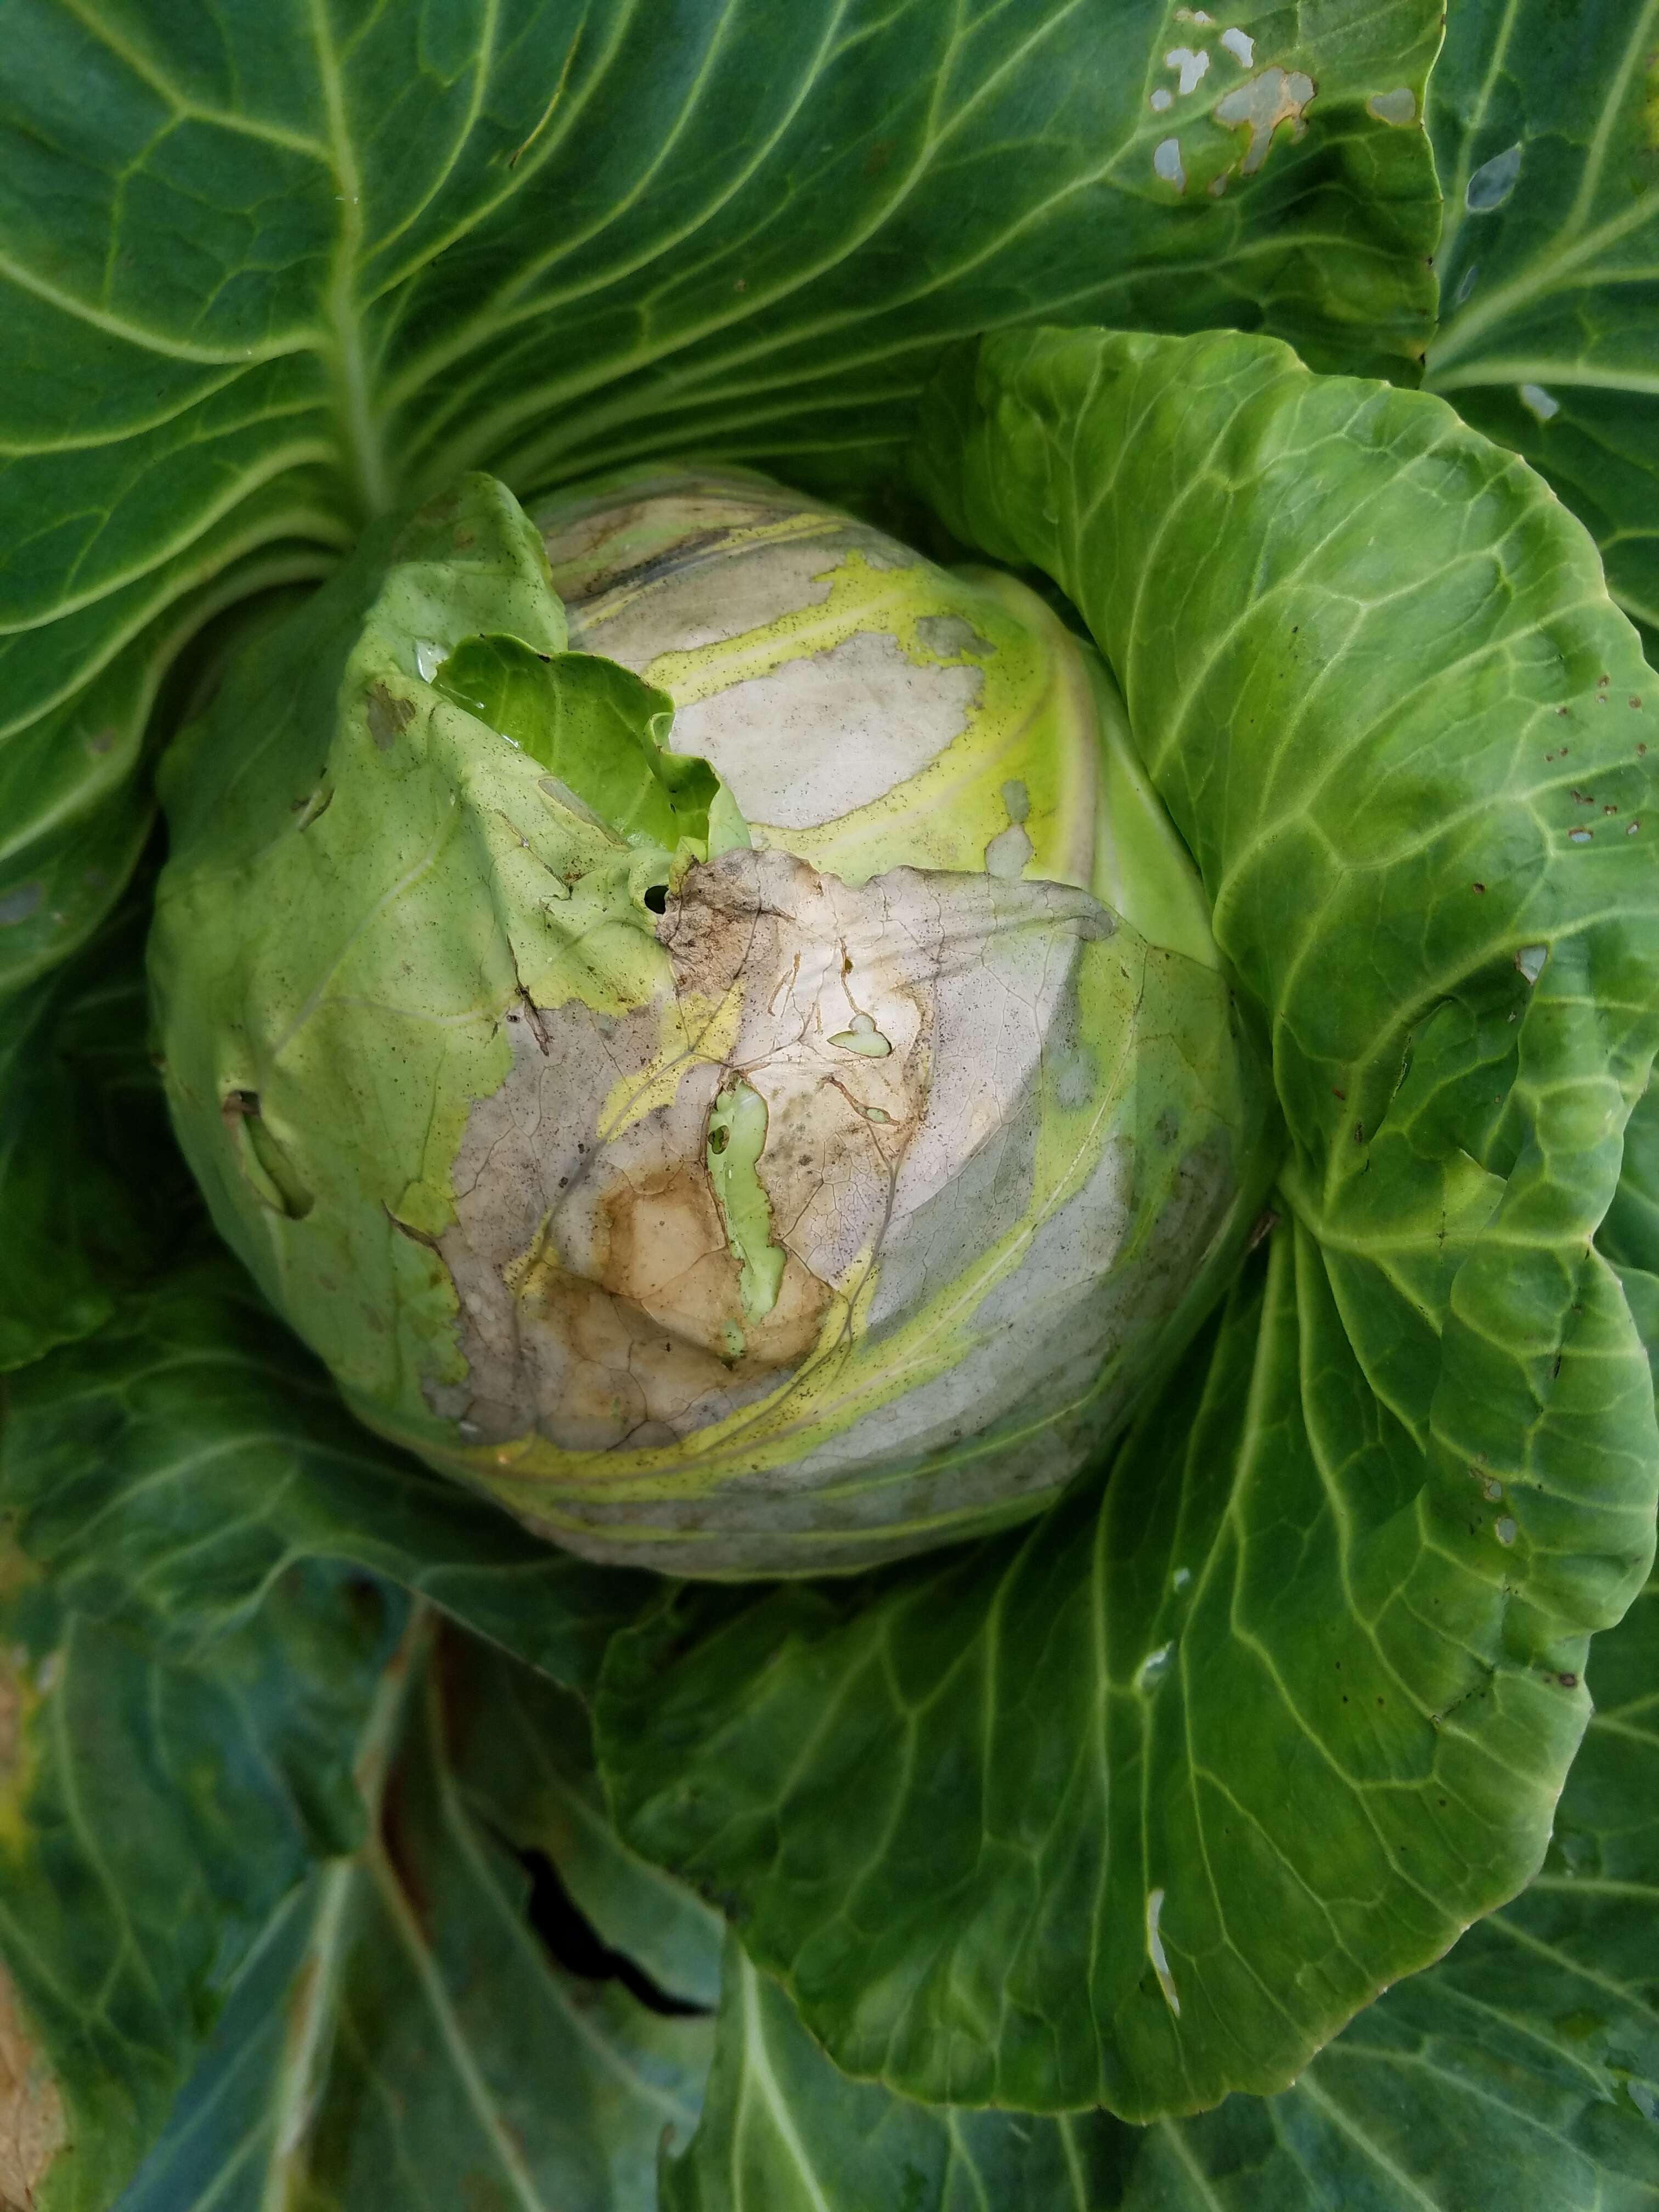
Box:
[1,1,1657,2208]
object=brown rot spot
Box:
[1558,1672,1578,1689]
[594,1165,829,1373]
[1472,882,1486,894]
[366,683,416,752]
[1332,1086,1346,1100]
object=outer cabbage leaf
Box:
[0,0,1441,997]
[110,1613,714,2212]
[1425,0,1659,659]
[663,1569,1659,2211]
[597,325,1659,2121]
[0,1551,404,2212]
[0,1256,655,1695]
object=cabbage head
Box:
[149,465,1276,1573]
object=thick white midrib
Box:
[1563,0,1659,238]
[259,1610,442,2212]
[736,1953,834,2212]
[365,1844,551,2211]
[309,0,391,521]
[261,1864,356,2212]
[1427,357,1659,398]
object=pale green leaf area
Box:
[663,1570,1659,2210]
[0,1256,657,1696]
[1426,0,1659,659]
[0,1554,405,2212]
[0,0,1440,1000]
[598,325,1659,2121]
[434,633,739,853]
[108,1612,714,2212]
[148,473,685,1463]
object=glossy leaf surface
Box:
[665,1572,1659,2209]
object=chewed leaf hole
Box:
[1466,140,1521,212]
[222,1090,314,1220]
[830,1011,892,1058]
[512,1842,711,2019]
[643,882,668,914]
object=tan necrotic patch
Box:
[431,848,1111,1457]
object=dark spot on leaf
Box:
[366,683,415,751]
[514,1844,710,2017]
[0,881,44,926]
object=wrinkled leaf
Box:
[0,1256,655,1695]
[112,1612,713,2212]
[663,1568,1659,2209]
